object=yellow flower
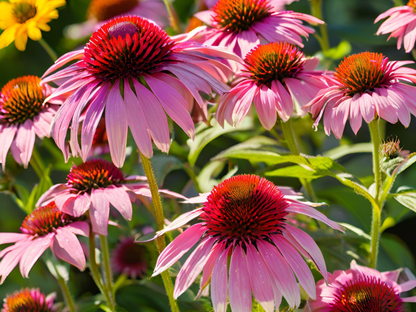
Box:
[0,0,65,51]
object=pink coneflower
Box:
[304,52,416,139]
[2,288,56,312]
[204,0,298,10]
[112,237,148,279]
[0,76,61,169]
[151,175,344,312]
[0,202,89,284]
[43,16,238,167]
[188,0,323,58]
[66,0,169,39]
[305,260,416,311]
[217,42,329,130]
[89,117,110,157]
[37,159,185,236]
[375,0,416,53]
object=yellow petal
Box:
[14,25,28,51]
[0,23,19,49]
[27,20,41,40]
[36,22,50,31]
[0,2,15,29]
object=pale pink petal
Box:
[90,189,110,236]
[19,234,54,278]
[153,208,203,239]
[255,85,277,129]
[229,245,252,312]
[105,81,128,167]
[42,50,84,78]
[0,242,27,284]
[153,224,206,276]
[246,244,274,312]
[0,125,17,169]
[65,221,89,237]
[349,93,362,134]
[10,120,36,168]
[52,227,86,270]
[273,80,293,119]
[62,193,91,217]
[197,242,225,298]
[237,29,260,58]
[211,246,230,312]
[0,233,28,245]
[174,237,215,298]
[104,185,132,221]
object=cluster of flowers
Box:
[1,0,416,311]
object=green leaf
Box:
[25,165,53,213]
[323,40,352,60]
[322,143,372,160]
[391,186,416,212]
[10,184,30,213]
[197,160,238,193]
[187,117,253,167]
[379,233,415,271]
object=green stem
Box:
[38,38,58,62]
[56,276,76,312]
[162,0,183,33]
[280,119,318,202]
[99,235,116,300]
[88,230,115,311]
[310,0,330,52]
[139,152,180,312]
[368,119,382,268]
[29,145,45,179]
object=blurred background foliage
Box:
[1,0,416,311]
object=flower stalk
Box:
[38,38,58,62]
[99,235,116,301]
[29,145,46,179]
[139,152,180,312]
[309,0,330,52]
[368,119,382,269]
[280,119,318,202]
[56,276,76,312]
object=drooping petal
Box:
[229,245,252,312]
[52,227,86,270]
[90,189,110,236]
[19,234,54,278]
[211,247,230,312]
[104,185,132,221]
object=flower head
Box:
[375,1,416,53]
[204,0,298,10]
[66,0,169,39]
[188,0,323,58]
[43,16,239,167]
[218,42,328,130]
[0,202,89,284]
[2,288,56,312]
[37,159,186,235]
[151,175,344,312]
[0,0,65,51]
[304,52,416,139]
[0,75,61,169]
[306,260,416,312]
[112,237,148,279]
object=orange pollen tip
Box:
[334,52,388,97]
[408,0,416,8]
[87,0,139,21]
[244,42,305,85]
[0,75,45,125]
[4,288,54,312]
[212,0,271,32]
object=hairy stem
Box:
[99,235,116,303]
[56,276,76,312]
[139,152,180,312]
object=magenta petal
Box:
[153,224,205,276]
[52,227,86,270]
[174,237,215,299]
[104,185,132,221]
[273,235,316,299]
[19,234,54,278]
[211,246,230,312]
[105,80,128,167]
[246,244,274,312]
[229,245,252,312]
[90,189,110,236]
[123,80,153,158]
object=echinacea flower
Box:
[112,237,148,279]
[305,260,416,311]
[0,202,89,284]
[204,0,298,10]
[0,0,65,51]
[43,16,239,167]
[188,0,323,58]
[37,159,186,236]
[217,42,329,130]
[151,175,344,312]
[66,0,168,39]
[2,288,56,312]
[304,52,416,139]
[375,0,416,53]
[0,75,61,169]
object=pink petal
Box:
[0,242,27,284]
[19,234,54,278]
[229,245,252,312]
[104,185,132,221]
[65,221,90,237]
[42,50,84,78]
[174,237,215,298]
[144,74,195,139]
[90,189,110,236]
[0,233,28,245]
[133,79,170,153]
[105,80,128,167]
[197,242,225,298]
[52,227,86,270]
[273,80,293,120]
[0,125,17,169]
[62,193,91,217]
[123,80,153,158]
[10,120,36,168]
[211,246,230,312]
[237,29,260,58]
[255,85,277,129]
[153,208,203,239]
[153,224,206,276]
[246,244,274,312]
